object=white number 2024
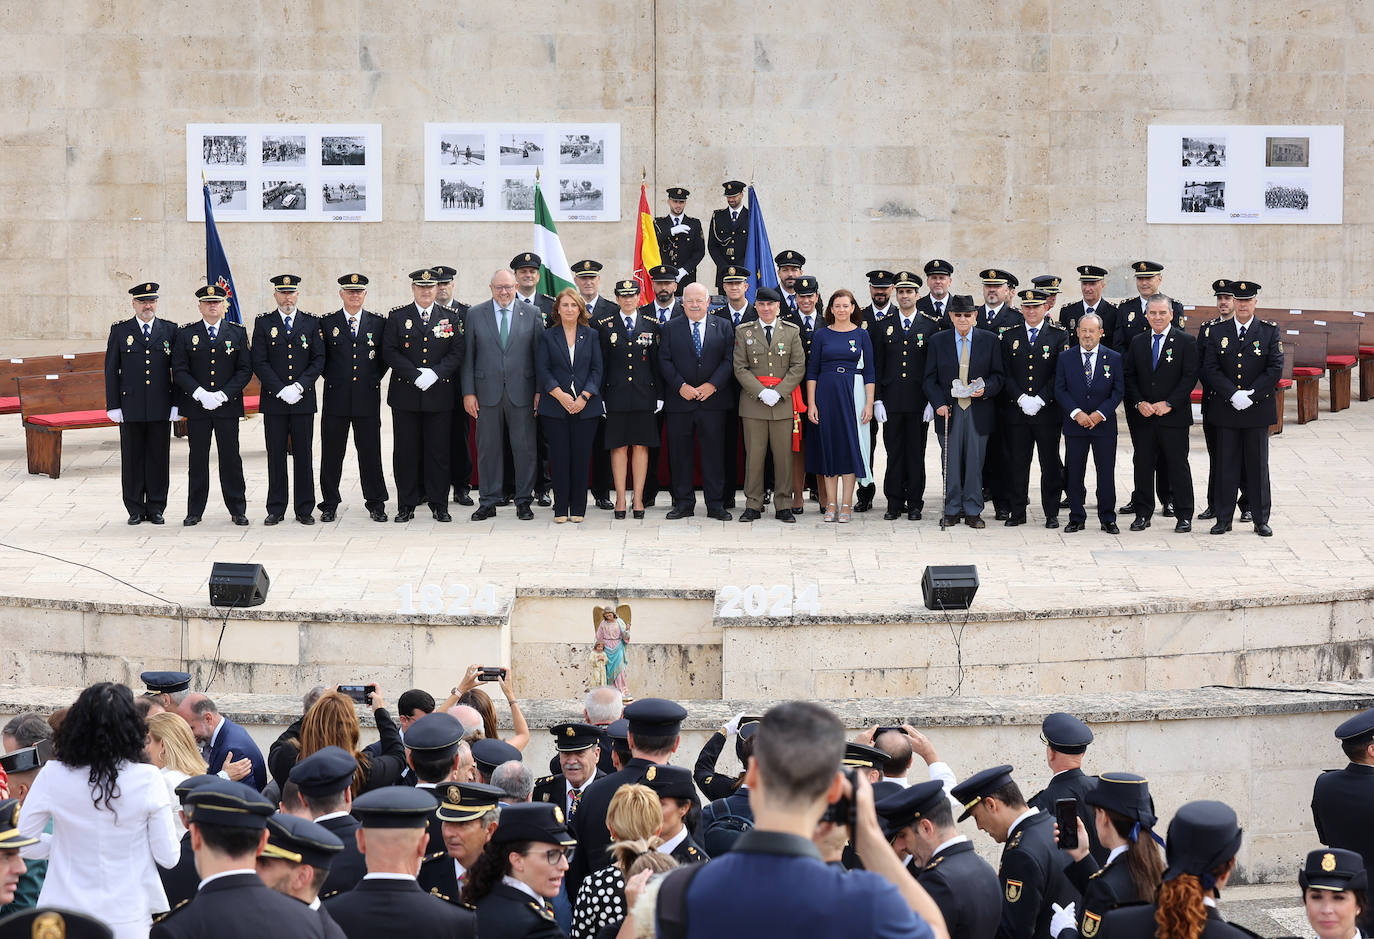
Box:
[718,584,820,617]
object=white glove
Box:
[106,408,123,423]
[758,388,782,407]
[1017,394,1035,415]
[276,385,301,405]
[1030,395,1046,412]
[1229,389,1253,410]
[191,387,209,405]
[291,382,303,398]
[1050,902,1077,939]
[655,399,664,413]
[874,401,888,423]
[192,387,221,411]
[922,403,934,422]
[214,390,228,405]
[671,224,690,236]
[415,367,438,391]
[169,406,179,422]
[723,711,747,736]
[676,267,687,281]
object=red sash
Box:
[758,377,806,451]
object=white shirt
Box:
[502,874,544,902]
[416,303,435,319]
[516,291,538,305]
[208,717,225,750]
[363,872,416,882]
[1007,807,1040,838]
[200,868,256,889]
[926,761,963,814]
[931,834,970,856]
[882,775,911,788]
[159,767,190,837]
[201,318,223,332]
[313,811,352,823]
[1104,844,1128,866]
[1070,346,1101,419]
[657,827,689,855]
[20,760,181,922]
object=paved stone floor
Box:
[1,339,1371,618]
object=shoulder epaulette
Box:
[1262,319,1277,328]
[429,886,452,901]
[534,774,556,786]
[387,304,410,315]
[320,889,342,901]
[153,898,191,923]
[256,311,271,318]
[423,849,447,863]
[923,856,945,872]
[530,900,555,921]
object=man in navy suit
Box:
[659,282,735,520]
[1055,313,1125,533]
[179,694,267,790]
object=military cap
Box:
[648,264,677,282]
[352,786,439,829]
[128,282,160,300]
[1301,848,1367,892]
[613,279,640,297]
[510,253,542,271]
[1131,260,1165,277]
[195,285,226,301]
[865,270,896,287]
[1006,272,1021,289]
[0,799,38,850]
[429,265,457,283]
[754,287,781,303]
[288,745,357,797]
[946,294,977,315]
[666,187,690,200]
[1032,275,1062,294]
[1086,772,1157,828]
[571,259,604,277]
[0,909,113,939]
[1231,280,1261,299]
[491,802,576,846]
[141,670,191,695]
[270,274,300,292]
[0,745,45,776]
[924,259,954,276]
[893,271,923,290]
[948,764,1015,822]
[720,266,749,283]
[774,250,806,267]
[435,781,504,823]
[1077,264,1108,282]
[472,738,523,776]
[843,742,887,770]
[1334,708,1374,746]
[871,780,905,806]
[337,273,370,289]
[980,268,1013,286]
[550,722,602,752]
[405,712,465,759]
[185,779,275,829]
[410,268,442,286]
[793,276,819,296]
[640,764,695,801]
[1211,278,1234,296]
[261,812,343,869]
[734,718,762,763]
[875,780,947,834]
[605,719,630,742]
[1161,800,1243,884]
[1040,712,1093,754]
[1017,289,1049,306]
[722,180,746,196]
[624,698,688,737]
[173,774,220,806]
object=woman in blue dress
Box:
[805,289,875,523]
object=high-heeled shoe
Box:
[823,502,838,523]
[633,508,645,519]
[614,510,627,519]
[838,502,852,523]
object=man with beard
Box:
[640,265,681,506]
[256,813,347,938]
[857,269,902,513]
[917,259,955,324]
[655,187,705,288]
[775,249,806,315]
[707,180,750,292]
[432,265,475,507]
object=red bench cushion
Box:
[1293,366,1324,377]
[244,395,260,410]
[1328,354,1358,368]
[1278,378,1293,389]
[1190,389,1203,403]
[1360,346,1374,356]
[0,396,19,412]
[26,409,111,428]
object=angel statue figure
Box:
[591,603,631,700]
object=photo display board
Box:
[1147,125,1343,224]
[423,122,621,222]
[186,123,384,222]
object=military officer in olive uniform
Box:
[172,285,252,527]
[733,287,805,524]
[106,281,179,525]
[1027,713,1105,863]
[642,764,709,864]
[382,268,466,523]
[655,187,706,288]
[1000,289,1067,529]
[707,180,750,292]
[433,264,476,508]
[252,274,326,525]
[873,271,939,521]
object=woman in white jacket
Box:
[18,682,180,939]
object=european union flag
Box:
[741,185,779,304]
[203,184,243,324]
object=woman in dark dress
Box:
[463,803,575,938]
[598,279,661,519]
[804,289,875,523]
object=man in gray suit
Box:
[463,268,540,521]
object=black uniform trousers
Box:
[667,410,726,509]
[722,410,743,505]
[1215,425,1271,524]
[319,414,388,512]
[186,416,246,517]
[881,414,927,512]
[1129,420,1193,519]
[392,408,451,510]
[1202,421,1249,513]
[646,412,668,503]
[1124,412,1172,507]
[264,413,316,516]
[1064,435,1116,524]
[858,422,880,506]
[1005,421,1064,520]
[120,420,171,517]
[501,422,551,500]
[986,421,1011,515]
[449,406,473,496]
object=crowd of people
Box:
[0,672,1370,938]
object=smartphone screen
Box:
[1055,798,1079,849]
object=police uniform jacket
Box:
[1060,853,1137,939]
[655,213,706,284]
[416,850,461,900]
[325,876,477,939]
[150,872,329,939]
[1199,317,1283,429]
[1111,297,1185,353]
[781,309,822,361]
[916,294,953,325]
[733,317,805,422]
[475,883,562,939]
[639,300,684,326]
[1195,319,1224,419]
[105,316,178,419]
[1124,327,1199,427]
[923,328,1006,436]
[874,311,939,413]
[317,814,367,898]
[718,303,757,330]
[319,309,389,417]
[381,303,465,412]
[516,292,555,324]
[567,757,665,901]
[670,828,708,865]
[531,768,606,816]
[1028,768,1105,863]
[916,839,1002,939]
[1000,321,1066,427]
[318,906,349,939]
[982,304,1025,335]
[171,320,253,419]
[251,310,325,414]
[585,297,619,321]
[596,313,661,412]
[996,811,1078,939]
[1058,300,1119,348]
[707,207,749,275]
[1097,901,1261,939]
[693,732,742,802]
[1312,762,1374,877]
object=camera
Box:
[337,683,376,705]
[477,666,508,682]
[821,767,858,828]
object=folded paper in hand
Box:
[950,377,985,399]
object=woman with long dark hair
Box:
[18,682,180,939]
[273,689,405,796]
[463,802,576,937]
[1300,848,1366,939]
[804,288,875,522]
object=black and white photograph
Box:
[559,133,604,165]
[202,134,247,166]
[263,180,307,211]
[1266,136,1310,168]
[501,178,535,211]
[499,134,544,165]
[1265,179,1311,213]
[321,180,366,211]
[1181,180,1225,214]
[262,135,306,166]
[321,135,366,166]
[440,134,485,165]
[559,177,605,211]
[439,177,485,210]
[1181,136,1227,167]
[207,179,247,210]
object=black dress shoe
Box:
[1162,502,1176,517]
[595,498,614,511]
[763,489,773,505]
[1175,519,1192,533]
[1101,521,1120,534]
[883,509,902,520]
[1005,515,1026,527]
[232,515,249,526]
[264,514,284,525]
[369,510,389,523]
[723,497,737,509]
[183,515,201,527]
[395,508,415,523]
[320,508,337,522]
[1254,522,1273,537]
[939,515,959,528]
[614,510,626,519]
[665,506,695,519]
[908,510,922,521]
[431,508,452,522]
[1045,517,1060,529]
[853,499,872,513]
[147,512,164,525]
[707,508,733,521]
[644,496,657,508]
[1119,500,1137,515]
[791,505,804,516]
[633,509,645,519]
[1210,521,1232,534]
[454,489,474,507]
[738,508,761,522]
[994,509,1010,521]
[497,496,513,507]
[1240,510,1253,523]
[1064,521,1085,533]
[535,491,552,507]
[1059,497,1071,508]
[1130,517,1150,531]
[127,514,142,525]
[1198,507,1216,520]
[776,510,796,523]
[516,503,535,520]
[296,514,315,525]
[471,505,495,521]
[965,515,985,529]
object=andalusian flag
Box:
[633,182,662,305]
[533,178,574,297]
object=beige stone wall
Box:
[3,0,1371,340]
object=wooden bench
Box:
[1283,327,1328,425]
[0,352,104,414]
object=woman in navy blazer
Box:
[536,288,605,522]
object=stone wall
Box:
[3,1,1371,340]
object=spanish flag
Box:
[633,183,661,305]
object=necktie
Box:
[499,308,510,347]
[731,211,738,222]
[804,316,813,331]
[733,310,741,327]
[1237,324,1246,341]
[1084,351,1094,386]
[692,320,702,357]
[660,309,669,324]
[284,315,292,332]
[522,296,533,306]
[788,295,797,313]
[1028,326,1038,345]
[765,324,773,345]
[1152,332,1163,368]
[208,325,217,341]
[569,787,582,820]
[420,307,430,326]
[142,322,151,340]
[624,316,634,335]
[957,336,971,410]
[348,316,357,337]
[1085,306,1094,319]
[935,300,943,317]
[902,318,911,332]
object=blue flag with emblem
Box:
[741,185,779,304]
[203,182,243,324]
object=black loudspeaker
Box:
[921,565,978,610]
[209,562,270,607]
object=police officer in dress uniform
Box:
[471,739,522,785]
[1199,280,1280,537]
[640,266,685,517]
[1027,713,1105,864]
[1000,289,1067,528]
[382,268,465,523]
[433,265,476,508]
[255,813,348,939]
[106,281,178,525]
[655,187,706,288]
[417,781,504,902]
[775,249,806,315]
[289,747,368,899]
[1298,848,1370,937]
[694,715,759,803]
[785,275,824,512]
[467,803,573,939]
[1311,706,1374,929]
[597,278,663,518]
[252,274,326,525]
[0,909,111,939]
[733,287,804,524]
[968,270,1023,521]
[855,269,902,514]
[874,271,938,521]
[715,266,754,510]
[1032,276,1063,320]
[707,180,750,292]
[403,713,468,857]
[157,775,218,911]
[918,259,955,324]
[317,274,390,523]
[532,722,607,819]
[1197,281,1248,523]
[1058,266,1118,343]
[172,285,252,527]
[641,764,708,864]
[0,799,39,913]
